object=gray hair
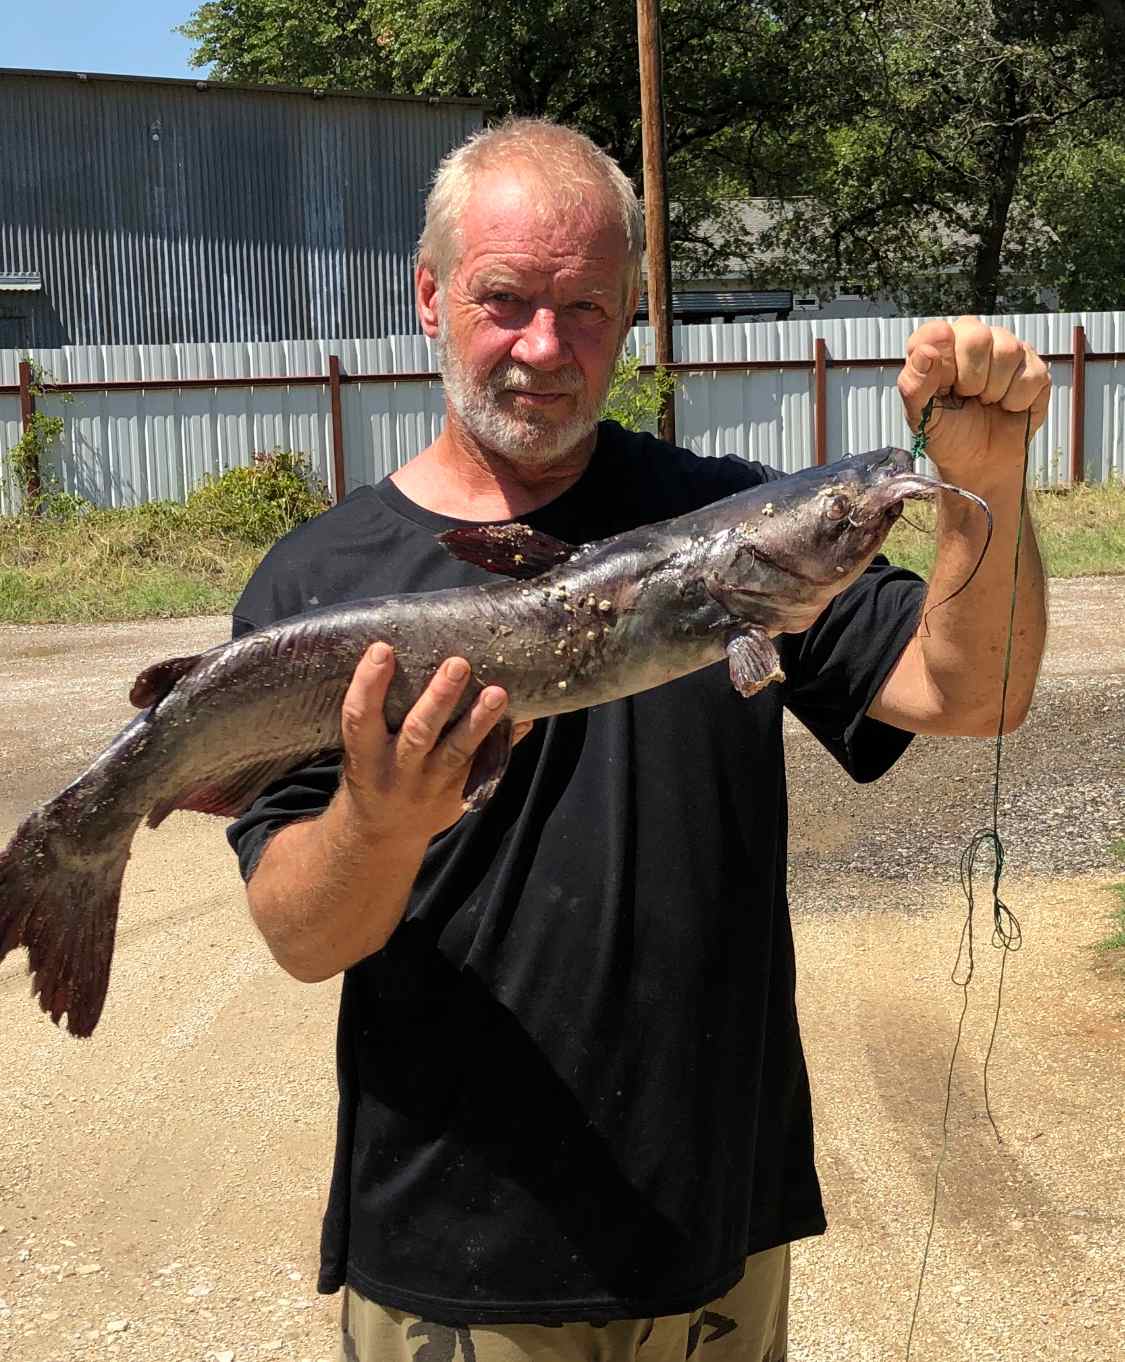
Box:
[418,117,644,299]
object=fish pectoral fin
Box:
[461,717,514,812]
[146,752,331,828]
[726,630,785,698]
[129,653,204,709]
[437,524,578,579]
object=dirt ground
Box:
[1,579,1122,1362]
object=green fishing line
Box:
[904,407,1032,1362]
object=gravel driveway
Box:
[0,578,1122,1362]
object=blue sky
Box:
[3,1,209,81]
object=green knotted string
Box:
[904,403,1033,1361]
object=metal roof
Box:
[0,66,485,110]
[635,290,795,322]
[0,271,42,291]
[0,71,482,345]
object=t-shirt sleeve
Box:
[226,753,344,883]
[779,557,925,783]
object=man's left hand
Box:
[897,316,1051,486]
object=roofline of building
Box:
[0,66,486,110]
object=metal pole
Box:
[636,0,676,445]
[17,359,41,503]
[328,353,346,504]
[1070,324,1086,485]
[813,339,828,466]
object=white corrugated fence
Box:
[2,312,1122,515]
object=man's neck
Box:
[391,420,596,522]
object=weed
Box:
[603,354,677,434]
[185,450,330,546]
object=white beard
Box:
[437,315,613,469]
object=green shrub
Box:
[185,449,330,546]
[603,353,677,433]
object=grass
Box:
[882,479,1125,580]
[0,504,265,624]
[1,480,1123,627]
[1096,838,1125,955]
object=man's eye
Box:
[571,300,600,313]
[487,292,519,304]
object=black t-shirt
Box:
[227,421,923,1325]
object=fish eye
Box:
[826,494,851,521]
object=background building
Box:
[0,68,483,348]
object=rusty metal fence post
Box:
[17,358,42,503]
[813,339,828,466]
[328,353,346,504]
[1070,324,1086,484]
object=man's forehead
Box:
[458,167,627,262]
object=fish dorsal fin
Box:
[437,523,577,579]
[129,654,204,709]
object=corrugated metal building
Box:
[0,68,483,348]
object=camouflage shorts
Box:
[337,1244,789,1362]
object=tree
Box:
[180,0,1125,312]
[755,0,1125,314]
[180,1,804,177]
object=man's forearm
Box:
[246,787,430,983]
[873,478,1047,736]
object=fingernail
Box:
[483,688,506,710]
[915,353,933,374]
[369,642,390,664]
[446,658,469,681]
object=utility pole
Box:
[635,0,676,444]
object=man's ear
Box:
[416,264,441,338]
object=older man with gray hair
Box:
[228,119,1048,1361]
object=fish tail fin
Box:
[0,793,138,1039]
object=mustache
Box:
[489,363,584,396]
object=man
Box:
[228,119,1049,1362]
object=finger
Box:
[951,315,993,398]
[898,320,956,429]
[340,642,394,766]
[999,345,1051,427]
[394,656,472,763]
[978,327,1024,406]
[431,686,509,774]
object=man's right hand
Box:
[339,643,515,844]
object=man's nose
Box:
[510,308,570,369]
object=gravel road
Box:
[1,578,1122,1362]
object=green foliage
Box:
[602,354,677,433]
[8,412,65,500]
[5,359,74,510]
[177,0,1125,311]
[184,449,331,546]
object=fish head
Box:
[708,447,986,629]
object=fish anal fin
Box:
[146,753,326,828]
[130,654,203,709]
[438,524,577,579]
[461,718,513,811]
[726,629,785,698]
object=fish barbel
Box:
[0,446,987,1036]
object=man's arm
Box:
[247,644,523,982]
[869,316,1050,738]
